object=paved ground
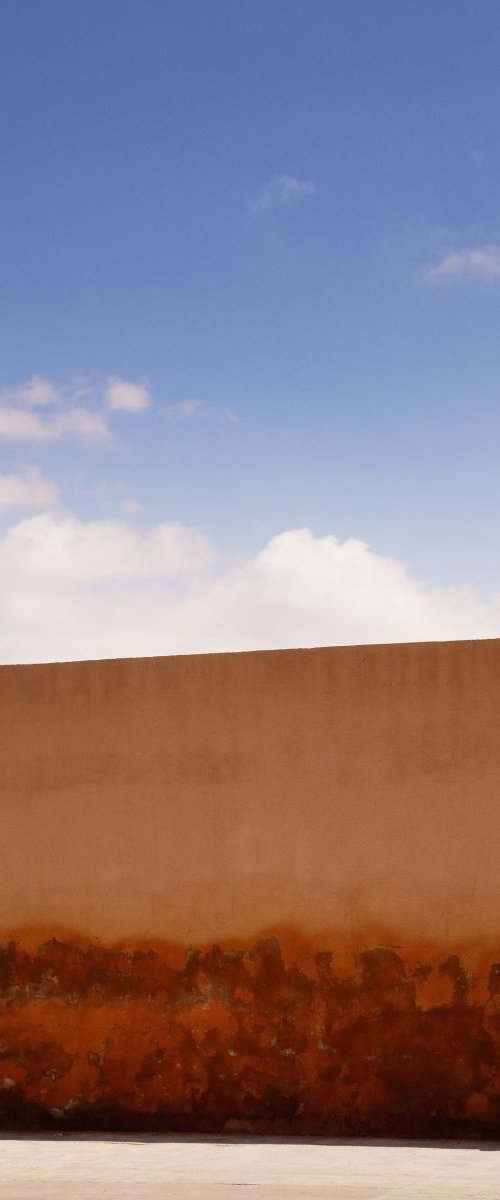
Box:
[0,1135,499,1199]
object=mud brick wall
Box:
[1,640,500,1136]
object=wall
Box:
[1,639,500,1136]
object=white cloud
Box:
[0,521,499,665]
[424,244,500,282]
[249,174,317,214]
[0,409,53,440]
[105,377,150,413]
[0,405,109,441]
[0,467,59,513]
[0,375,61,407]
[0,373,153,441]
[0,513,211,595]
[54,408,109,440]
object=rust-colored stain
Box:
[2,931,500,1137]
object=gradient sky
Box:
[1,0,500,662]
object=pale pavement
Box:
[0,1135,499,1199]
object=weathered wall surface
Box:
[1,639,500,1136]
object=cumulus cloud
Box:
[249,174,316,214]
[104,377,150,412]
[0,373,109,441]
[0,467,59,513]
[0,405,109,441]
[0,521,499,665]
[0,373,153,441]
[0,513,211,595]
[0,376,61,407]
[56,408,110,440]
[424,244,500,282]
[0,409,54,440]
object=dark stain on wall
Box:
[1,932,500,1138]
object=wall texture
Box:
[1,639,500,1136]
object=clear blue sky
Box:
[1,0,500,623]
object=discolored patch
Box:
[1,932,500,1137]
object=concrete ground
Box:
[0,1136,499,1200]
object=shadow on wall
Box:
[1,930,500,1138]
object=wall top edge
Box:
[0,635,499,674]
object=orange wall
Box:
[1,640,500,1136]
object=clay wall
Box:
[1,639,500,1136]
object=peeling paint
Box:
[2,932,500,1136]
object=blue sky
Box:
[1,0,500,661]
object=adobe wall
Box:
[1,639,500,1136]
